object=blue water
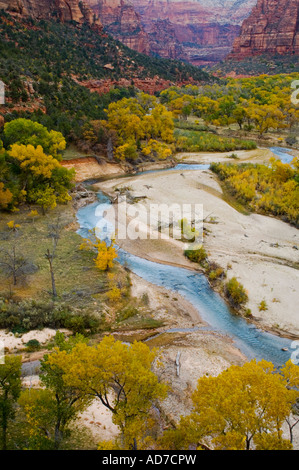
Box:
[76,146,296,366]
[270,147,295,164]
[136,146,294,176]
[137,163,210,176]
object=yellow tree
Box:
[44,336,168,449]
[247,104,285,136]
[80,231,117,272]
[160,360,298,450]
[9,144,59,180]
[0,183,13,209]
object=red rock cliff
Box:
[0,0,102,29]
[87,0,257,65]
[88,0,150,54]
[229,0,299,59]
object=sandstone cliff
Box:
[229,0,299,59]
[0,0,102,29]
[88,0,150,54]
[87,0,257,65]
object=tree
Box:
[44,336,168,449]
[225,277,248,309]
[0,183,13,210]
[247,104,285,136]
[9,144,60,183]
[0,355,22,450]
[19,333,91,450]
[80,231,118,272]
[8,143,74,212]
[3,119,66,157]
[0,223,32,286]
[45,218,63,298]
[160,360,299,450]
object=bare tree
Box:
[45,217,63,298]
[0,245,28,286]
[0,223,31,286]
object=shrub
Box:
[25,339,41,352]
[0,298,100,334]
[225,277,248,309]
[117,305,139,323]
[184,245,207,265]
[258,300,268,312]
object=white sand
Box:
[0,328,70,353]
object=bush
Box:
[117,305,139,323]
[25,339,41,352]
[0,298,100,334]
[285,135,297,147]
[225,277,248,309]
[184,246,207,265]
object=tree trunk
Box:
[1,404,8,451]
[46,249,57,298]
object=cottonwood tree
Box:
[43,336,168,449]
[159,360,299,451]
[0,356,22,450]
[19,334,91,450]
[80,229,118,272]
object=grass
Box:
[0,202,166,335]
[0,203,124,327]
[62,144,90,161]
[174,128,257,153]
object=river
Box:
[76,147,297,367]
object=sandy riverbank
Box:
[175,147,275,165]
[96,153,299,338]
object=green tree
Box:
[0,355,22,450]
[3,119,66,157]
[19,333,91,450]
[44,336,168,449]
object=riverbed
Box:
[77,146,299,367]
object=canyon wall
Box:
[0,0,102,29]
[88,0,256,65]
[229,0,299,59]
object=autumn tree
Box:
[43,336,168,449]
[0,183,13,210]
[80,230,118,272]
[247,104,285,136]
[104,93,174,162]
[8,144,74,213]
[3,119,66,158]
[19,333,91,450]
[159,360,299,451]
[0,355,22,450]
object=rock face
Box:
[88,0,150,54]
[87,0,257,65]
[0,0,102,29]
[148,19,187,60]
[229,0,299,59]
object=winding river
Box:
[76,147,297,367]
